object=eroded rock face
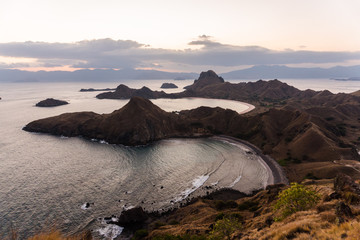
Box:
[36,98,69,107]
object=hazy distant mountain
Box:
[1,65,360,82]
[0,68,198,82]
[221,65,360,79]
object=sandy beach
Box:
[212,135,289,185]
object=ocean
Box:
[0,78,358,239]
[0,80,271,239]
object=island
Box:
[35,98,69,107]
[160,83,178,89]
[80,87,116,92]
[24,70,360,182]
[22,70,360,239]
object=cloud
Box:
[0,37,359,71]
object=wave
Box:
[175,175,209,202]
[97,224,123,240]
[229,176,242,188]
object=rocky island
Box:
[160,83,178,89]
[22,70,360,239]
[35,98,69,107]
[24,76,360,182]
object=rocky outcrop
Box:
[35,98,69,107]
[118,207,148,226]
[334,173,360,195]
[160,83,178,89]
[183,70,224,91]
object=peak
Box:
[127,96,152,105]
[187,70,225,91]
[199,70,220,79]
[123,96,162,112]
[116,84,131,90]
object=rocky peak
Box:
[118,96,165,116]
[187,70,225,91]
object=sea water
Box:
[0,78,358,238]
[0,80,269,239]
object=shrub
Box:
[274,182,320,220]
[238,201,259,212]
[168,219,180,225]
[304,172,319,180]
[208,217,242,240]
[132,229,148,240]
[153,221,166,229]
[214,200,238,210]
[215,212,225,221]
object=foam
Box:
[229,176,242,187]
[175,175,209,202]
[211,181,219,186]
[97,224,123,240]
[123,205,135,211]
[81,202,90,210]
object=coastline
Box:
[212,135,289,185]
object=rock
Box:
[36,98,69,107]
[334,173,360,194]
[265,216,274,226]
[160,83,178,89]
[118,207,148,225]
[335,201,353,222]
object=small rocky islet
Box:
[35,98,69,107]
[160,83,178,89]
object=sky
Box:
[0,0,360,73]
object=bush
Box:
[168,219,180,225]
[238,201,259,212]
[214,200,238,210]
[153,221,166,229]
[132,229,148,240]
[208,217,242,240]
[274,182,320,220]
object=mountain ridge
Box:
[1,65,360,82]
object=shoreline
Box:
[212,135,289,185]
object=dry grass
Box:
[1,230,91,240]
